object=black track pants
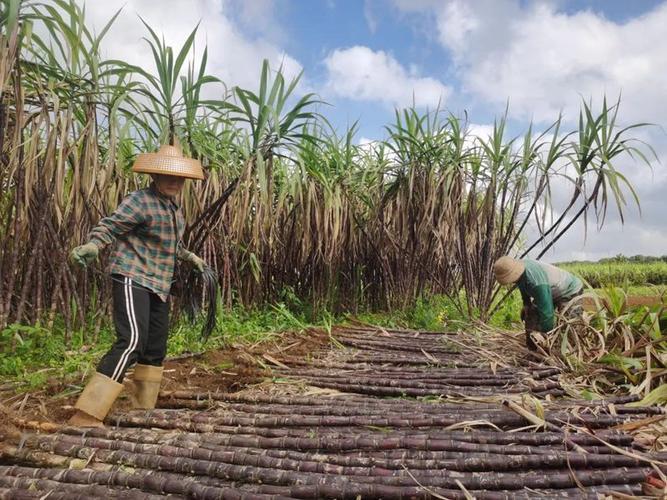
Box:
[97,275,170,382]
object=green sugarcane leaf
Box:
[627,384,667,407]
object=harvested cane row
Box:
[2,326,666,498]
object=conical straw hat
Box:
[493,256,525,284]
[132,144,204,180]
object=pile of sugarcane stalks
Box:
[3,326,666,498]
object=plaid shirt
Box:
[88,184,193,301]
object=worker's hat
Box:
[493,256,525,284]
[132,144,204,180]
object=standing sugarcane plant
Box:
[216,59,324,305]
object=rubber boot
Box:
[127,364,164,409]
[68,372,123,427]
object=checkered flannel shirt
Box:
[88,184,195,301]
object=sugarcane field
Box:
[1,1,666,499]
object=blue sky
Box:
[86,0,667,261]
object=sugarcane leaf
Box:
[627,384,667,407]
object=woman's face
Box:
[153,174,185,197]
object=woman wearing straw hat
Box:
[493,256,583,350]
[67,144,207,427]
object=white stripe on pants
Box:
[111,277,139,381]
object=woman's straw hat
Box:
[132,144,204,180]
[493,256,525,284]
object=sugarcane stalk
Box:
[5,441,654,492]
[54,426,575,455]
[273,367,527,381]
[158,390,647,414]
[29,433,648,474]
[111,408,535,429]
[160,397,664,421]
[113,408,637,440]
[58,416,641,452]
[0,464,289,500]
[289,374,520,389]
[280,379,551,398]
[158,399,516,416]
[0,488,103,500]
[0,475,168,500]
[228,446,647,471]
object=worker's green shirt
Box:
[517,259,583,332]
[88,184,194,301]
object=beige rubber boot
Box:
[127,364,164,409]
[68,372,123,427]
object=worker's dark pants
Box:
[97,275,169,383]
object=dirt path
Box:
[1,325,666,498]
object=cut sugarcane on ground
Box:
[1,324,666,499]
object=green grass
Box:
[0,302,318,390]
[561,261,667,288]
[355,292,523,331]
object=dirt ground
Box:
[0,327,331,442]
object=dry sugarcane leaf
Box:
[16,393,29,415]
[503,399,546,429]
[454,479,475,500]
[273,341,302,354]
[401,465,452,500]
[262,353,290,370]
[420,348,440,364]
[579,429,667,466]
[302,386,349,397]
[611,415,667,432]
[564,446,587,491]
[607,491,645,499]
[443,419,503,432]
[377,327,391,337]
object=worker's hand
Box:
[69,242,99,267]
[186,253,207,273]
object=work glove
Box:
[185,252,207,273]
[70,242,99,267]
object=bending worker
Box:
[68,144,207,427]
[493,256,583,350]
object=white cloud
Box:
[437,1,480,55]
[395,0,667,125]
[323,46,451,108]
[83,0,302,93]
[466,122,495,140]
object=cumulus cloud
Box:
[323,46,451,108]
[466,122,495,140]
[83,0,302,93]
[394,0,667,125]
